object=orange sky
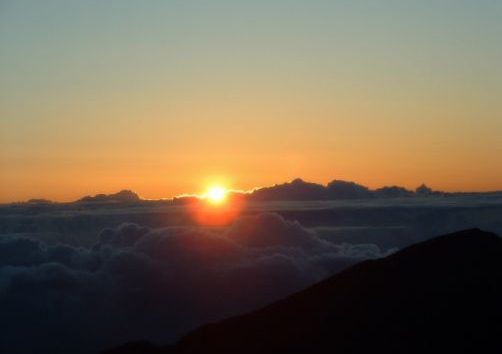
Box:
[1,1,501,202]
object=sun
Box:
[205,186,227,204]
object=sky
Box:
[1,0,501,202]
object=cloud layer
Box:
[0,213,390,354]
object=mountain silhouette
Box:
[103,228,502,354]
[77,190,140,203]
[248,178,443,201]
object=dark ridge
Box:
[103,228,502,354]
[248,178,445,201]
[77,190,141,203]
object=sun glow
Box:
[205,186,227,204]
[189,184,245,225]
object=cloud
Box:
[0,213,391,354]
[227,213,323,248]
[247,178,432,201]
[0,236,45,267]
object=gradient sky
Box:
[1,0,501,202]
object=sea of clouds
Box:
[0,213,391,354]
[2,194,502,354]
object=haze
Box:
[1,0,501,202]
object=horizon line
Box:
[4,178,502,204]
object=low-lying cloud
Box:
[0,213,391,354]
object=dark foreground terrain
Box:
[105,228,502,354]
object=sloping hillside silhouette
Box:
[104,228,502,354]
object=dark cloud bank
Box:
[2,180,502,353]
[0,213,391,354]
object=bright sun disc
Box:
[205,186,226,204]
